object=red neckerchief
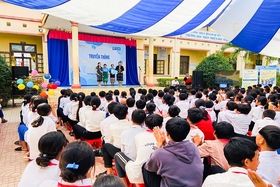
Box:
[49,162,58,166]
[146,129,153,133]
[58,183,91,187]
[232,171,247,175]
[219,139,230,143]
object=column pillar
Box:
[42,30,49,77]
[171,37,180,78]
[147,37,154,87]
[71,21,81,88]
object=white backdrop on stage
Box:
[68,40,126,86]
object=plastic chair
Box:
[85,138,102,149]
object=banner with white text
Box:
[68,40,126,86]
[242,69,258,88]
[259,69,276,86]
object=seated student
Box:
[77,96,92,128]
[154,90,164,107]
[162,105,180,131]
[193,122,235,177]
[217,101,237,123]
[105,93,114,114]
[256,125,280,186]
[249,96,267,131]
[72,97,105,140]
[40,141,95,187]
[225,104,251,135]
[175,93,189,119]
[114,114,163,186]
[21,94,31,124]
[98,91,107,111]
[252,109,279,136]
[205,100,217,123]
[190,92,202,108]
[126,98,136,121]
[170,77,179,90]
[215,91,235,112]
[19,131,68,187]
[63,93,79,129]
[161,94,174,115]
[143,117,204,187]
[93,174,125,187]
[0,98,7,123]
[136,99,146,110]
[56,89,67,125]
[202,137,270,187]
[100,102,118,144]
[186,108,205,142]
[145,102,156,116]
[27,103,57,160]
[101,104,132,175]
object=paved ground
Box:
[0,105,106,187]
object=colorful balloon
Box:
[40,91,47,98]
[54,81,61,86]
[32,85,39,90]
[41,83,48,88]
[52,84,58,89]
[48,90,55,96]
[47,84,52,89]
[44,74,51,79]
[31,70,38,76]
[26,81,34,88]
[17,79,24,84]
[17,84,25,90]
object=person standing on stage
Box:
[116,61,124,86]
[184,73,192,85]
[103,64,109,86]
[96,62,103,87]
[109,64,116,86]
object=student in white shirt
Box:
[171,77,179,87]
[154,90,164,108]
[255,125,280,186]
[63,93,79,126]
[252,109,279,136]
[98,91,107,111]
[136,99,146,110]
[217,101,237,123]
[145,102,156,116]
[19,131,68,187]
[249,96,267,131]
[175,93,189,119]
[161,94,174,116]
[77,96,92,128]
[188,89,196,106]
[20,94,31,124]
[27,103,57,159]
[205,100,216,123]
[126,98,136,121]
[162,105,180,132]
[72,96,105,140]
[40,141,95,187]
[215,91,235,112]
[101,104,132,175]
[114,114,163,186]
[113,89,121,103]
[135,89,142,102]
[190,92,202,108]
[186,108,205,142]
[100,102,119,143]
[203,137,264,187]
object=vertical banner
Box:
[259,69,276,86]
[242,69,258,88]
[68,40,126,86]
[157,47,168,60]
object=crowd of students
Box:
[16,84,280,187]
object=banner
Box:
[259,69,276,86]
[68,40,126,86]
[157,47,168,60]
[242,69,258,88]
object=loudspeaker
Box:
[12,66,29,80]
[192,71,203,88]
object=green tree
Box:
[195,53,234,87]
[0,56,12,106]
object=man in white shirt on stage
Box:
[170,77,180,90]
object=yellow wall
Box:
[180,49,207,74]
[0,33,42,53]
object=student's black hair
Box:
[169,89,175,96]
[179,93,188,100]
[129,87,135,92]
[190,89,196,95]
[105,94,113,101]
[224,137,258,167]
[137,88,142,94]
[31,103,52,127]
[239,88,246,94]
[257,96,267,106]
[121,91,127,99]
[113,89,120,96]
[59,142,95,183]
[76,92,85,121]
[263,109,276,119]
[236,104,251,114]
[60,89,67,96]
[180,89,187,94]
[145,114,163,130]
[107,90,113,95]
[226,101,237,111]
[148,88,153,94]
[131,109,146,125]
[22,94,32,106]
[203,89,209,96]
[163,88,170,93]
[226,91,235,101]
[107,102,118,114]
[166,117,190,142]
[90,92,96,97]
[113,104,128,120]
[83,96,92,106]
[257,84,262,88]
[136,99,146,109]
[205,101,214,108]
[168,105,180,117]
[99,91,106,97]
[195,92,202,99]
[188,108,203,124]
[93,174,125,187]
[268,94,278,105]
[163,94,174,106]
[30,88,38,95]
[214,122,235,139]
[249,91,258,99]
[208,93,217,101]
[141,89,147,96]
[66,89,73,96]
[146,103,156,114]
[195,99,205,108]
[126,98,135,107]
[70,93,79,101]
[129,90,136,99]
[32,97,48,112]
[145,93,154,103]
[152,89,158,97]
[244,95,254,104]
[36,131,68,167]
[91,96,101,110]
[259,125,280,150]
[140,95,146,101]
[158,90,164,98]
[235,94,244,102]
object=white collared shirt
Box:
[127,106,137,121]
[100,114,118,143]
[171,80,179,86]
[225,113,251,135]
[19,159,60,187]
[252,117,279,136]
[205,108,217,122]
[217,110,236,123]
[215,100,229,111]
[59,97,70,109]
[40,178,92,187]
[186,125,205,142]
[63,101,79,121]
[84,110,106,132]
[249,105,264,122]
[78,105,92,128]
[190,98,198,108]
[110,119,132,148]
[98,97,107,111]
[175,100,189,119]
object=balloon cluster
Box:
[40,73,61,96]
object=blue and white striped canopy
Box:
[4,0,280,57]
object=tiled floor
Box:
[0,105,106,187]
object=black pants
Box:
[114,152,132,178]
[72,124,102,140]
[249,121,255,131]
[142,163,161,187]
[102,143,120,168]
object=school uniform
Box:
[205,108,217,123]
[27,116,57,160]
[98,97,106,111]
[217,110,235,123]
[63,101,79,122]
[162,116,172,132]
[19,159,60,187]
[274,111,280,125]
[225,112,251,135]
[185,125,205,142]
[39,178,92,187]
[127,106,137,121]
[251,117,279,136]
[249,105,265,123]
[214,100,230,111]
[100,114,118,143]
[59,97,70,109]
[135,93,142,101]
[110,119,132,148]
[154,97,163,107]
[190,98,198,108]
[161,104,170,116]
[188,95,195,106]
[175,100,189,119]
[77,105,92,128]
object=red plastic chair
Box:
[85,138,102,149]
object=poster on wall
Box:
[68,40,126,86]
[242,69,258,88]
[259,69,276,86]
[157,47,168,60]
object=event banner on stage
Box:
[242,70,258,88]
[68,40,126,86]
[259,69,276,86]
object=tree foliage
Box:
[0,56,12,106]
[195,53,234,87]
